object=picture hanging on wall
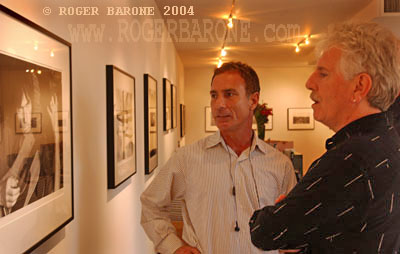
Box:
[15,113,42,134]
[287,108,315,130]
[106,65,136,189]
[172,84,177,129]
[163,78,172,131]
[0,5,73,253]
[205,106,218,132]
[144,74,158,174]
[180,104,185,138]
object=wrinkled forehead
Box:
[317,47,343,70]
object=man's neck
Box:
[221,129,254,156]
[332,103,381,132]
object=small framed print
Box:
[106,65,136,189]
[144,74,158,174]
[15,113,42,134]
[205,106,218,132]
[163,78,172,131]
[287,108,315,130]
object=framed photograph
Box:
[144,74,158,174]
[287,108,315,130]
[15,113,42,134]
[0,5,73,253]
[205,106,218,132]
[180,104,185,138]
[172,84,177,129]
[106,65,136,189]
[163,78,172,131]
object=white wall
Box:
[1,1,184,253]
[184,66,334,172]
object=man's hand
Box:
[276,195,301,254]
[279,250,301,253]
[0,176,20,208]
[275,194,286,204]
[174,245,201,254]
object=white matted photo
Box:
[287,108,315,130]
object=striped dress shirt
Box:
[141,131,297,254]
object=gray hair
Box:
[316,22,400,111]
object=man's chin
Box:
[216,123,231,132]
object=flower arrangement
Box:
[254,103,273,140]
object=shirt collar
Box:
[205,131,267,154]
[325,111,392,150]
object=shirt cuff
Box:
[156,233,185,254]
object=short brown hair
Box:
[212,62,260,96]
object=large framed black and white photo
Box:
[180,104,185,138]
[106,65,136,189]
[144,74,158,174]
[172,84,178,129]
[163,78,172,131]
[0,5,73,253]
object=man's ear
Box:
[353,73,372,103]
[249,92,259,111]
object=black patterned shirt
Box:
[250,112,400,254]
[388,96,400,133]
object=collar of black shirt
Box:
[325,111,393,150]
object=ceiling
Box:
[155,0,373,68]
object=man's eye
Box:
[226,92,233,97]
[319,72,328,77]
[210,94,217,99]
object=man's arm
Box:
[140,150,198,254]
[250,153,369,251]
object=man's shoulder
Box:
[176,134,217,155]
[255,140,293,166]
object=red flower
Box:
[254,103,272,124]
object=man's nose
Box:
[213,96,227,108]
[305,74,316,91]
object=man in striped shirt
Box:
[250,22,400,253]
[141,62,297,254]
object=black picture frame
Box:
[180,104,185,138]
[144,74,158,174]
[106,65,136,189]
[0,4,73,253]
[163,78,172,131]
[172,84,177,129]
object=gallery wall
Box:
[1,0,184,253]
[183,1,400,174]
[184,66,334,172]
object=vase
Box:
[257,122,265,140]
